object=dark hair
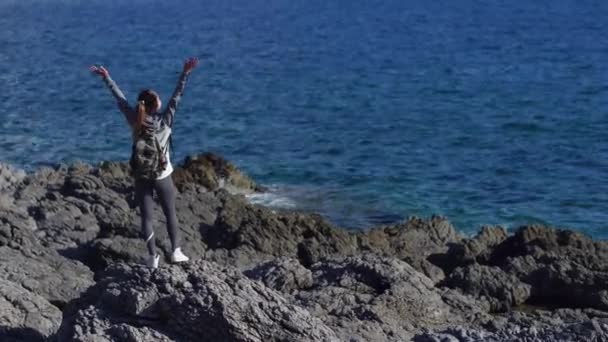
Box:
[135,89,160,130]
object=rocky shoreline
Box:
[1,153,607,341]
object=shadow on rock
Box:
[0,327,47,342]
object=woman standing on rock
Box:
[90,57,199,268]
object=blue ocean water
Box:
[1,0,607,237]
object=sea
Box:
[1,0,607,237]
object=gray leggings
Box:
[135,175,179,255]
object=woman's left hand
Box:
[183,57,199,74]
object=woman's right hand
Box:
[182,57,199,75]
[89,65,109,78]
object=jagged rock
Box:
[62,173,133,235]
[0,163,26,191]
[94,161,133,194]
[505,255,608,310]
[443,264,531,312]
[293,213,358,267]
[245,257,313,293]
[0,278,62,341]
[89,236,149,271]
[439,288,492,322]
[33,194,100,252]
[0,205,38,250]
[59,260,339,342]
[486,226,608,311]
[358,216,464,282]
[446,226,509,268]
[295,254,467,341]
[58,306,177,342]
[105,324,177,342]
[62,173,106,198]
[0,174,95,308]
[0,247,94,307]
[172,152,258,194]
[414,309,608,341]
[488,225,608,271]
[14,166,67,205]
[202,191,357,269]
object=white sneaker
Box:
[146,254,160,269]
[171,247,189,263]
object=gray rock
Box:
[358,216,464,282]
[59,260,339,342]
[0,247,94,307]
[489,225,608,272]
[0,163,26,191]
[202,191,357,268]
[443,264,531,312]
[14,166,67,205]
[415,309,608,341]
[60,306,177,342]
[172,152,259,194]
[0,205,38,250]
[245,257,313,293]
[448,225,509,267]
[62,173,133,234]
[33,194,100,251]
[0,278,62,340]
[93,161,132,194]
[506,255,608,311]
[487,225,608,310]
[439,288,492,323]
[295,254,467,341]
[0,173,95,308]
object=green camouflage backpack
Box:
[130,118,171,180]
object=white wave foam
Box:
[247,190,296,209]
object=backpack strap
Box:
[154,136,167,172]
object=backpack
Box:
[129,117,171,180]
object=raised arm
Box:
[163,57,199,127]
[90,65,136,126]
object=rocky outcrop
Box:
[0,164,94,306]
[0,163,25,191]
[357,216,464,282]
[172,152,259,194]
[414,308,608,341]
[1,156,608,341]
[442,264,531,312]
[246,254,468,341]
[244,257,313,293]
[295,254,471,341]
[447,225,509,266]
[482,225,608,311]
[0,247,94,307]
[202,191,358,269]
[0,278,62,341]
[58,260,339,342]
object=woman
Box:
[90,57,199,268]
